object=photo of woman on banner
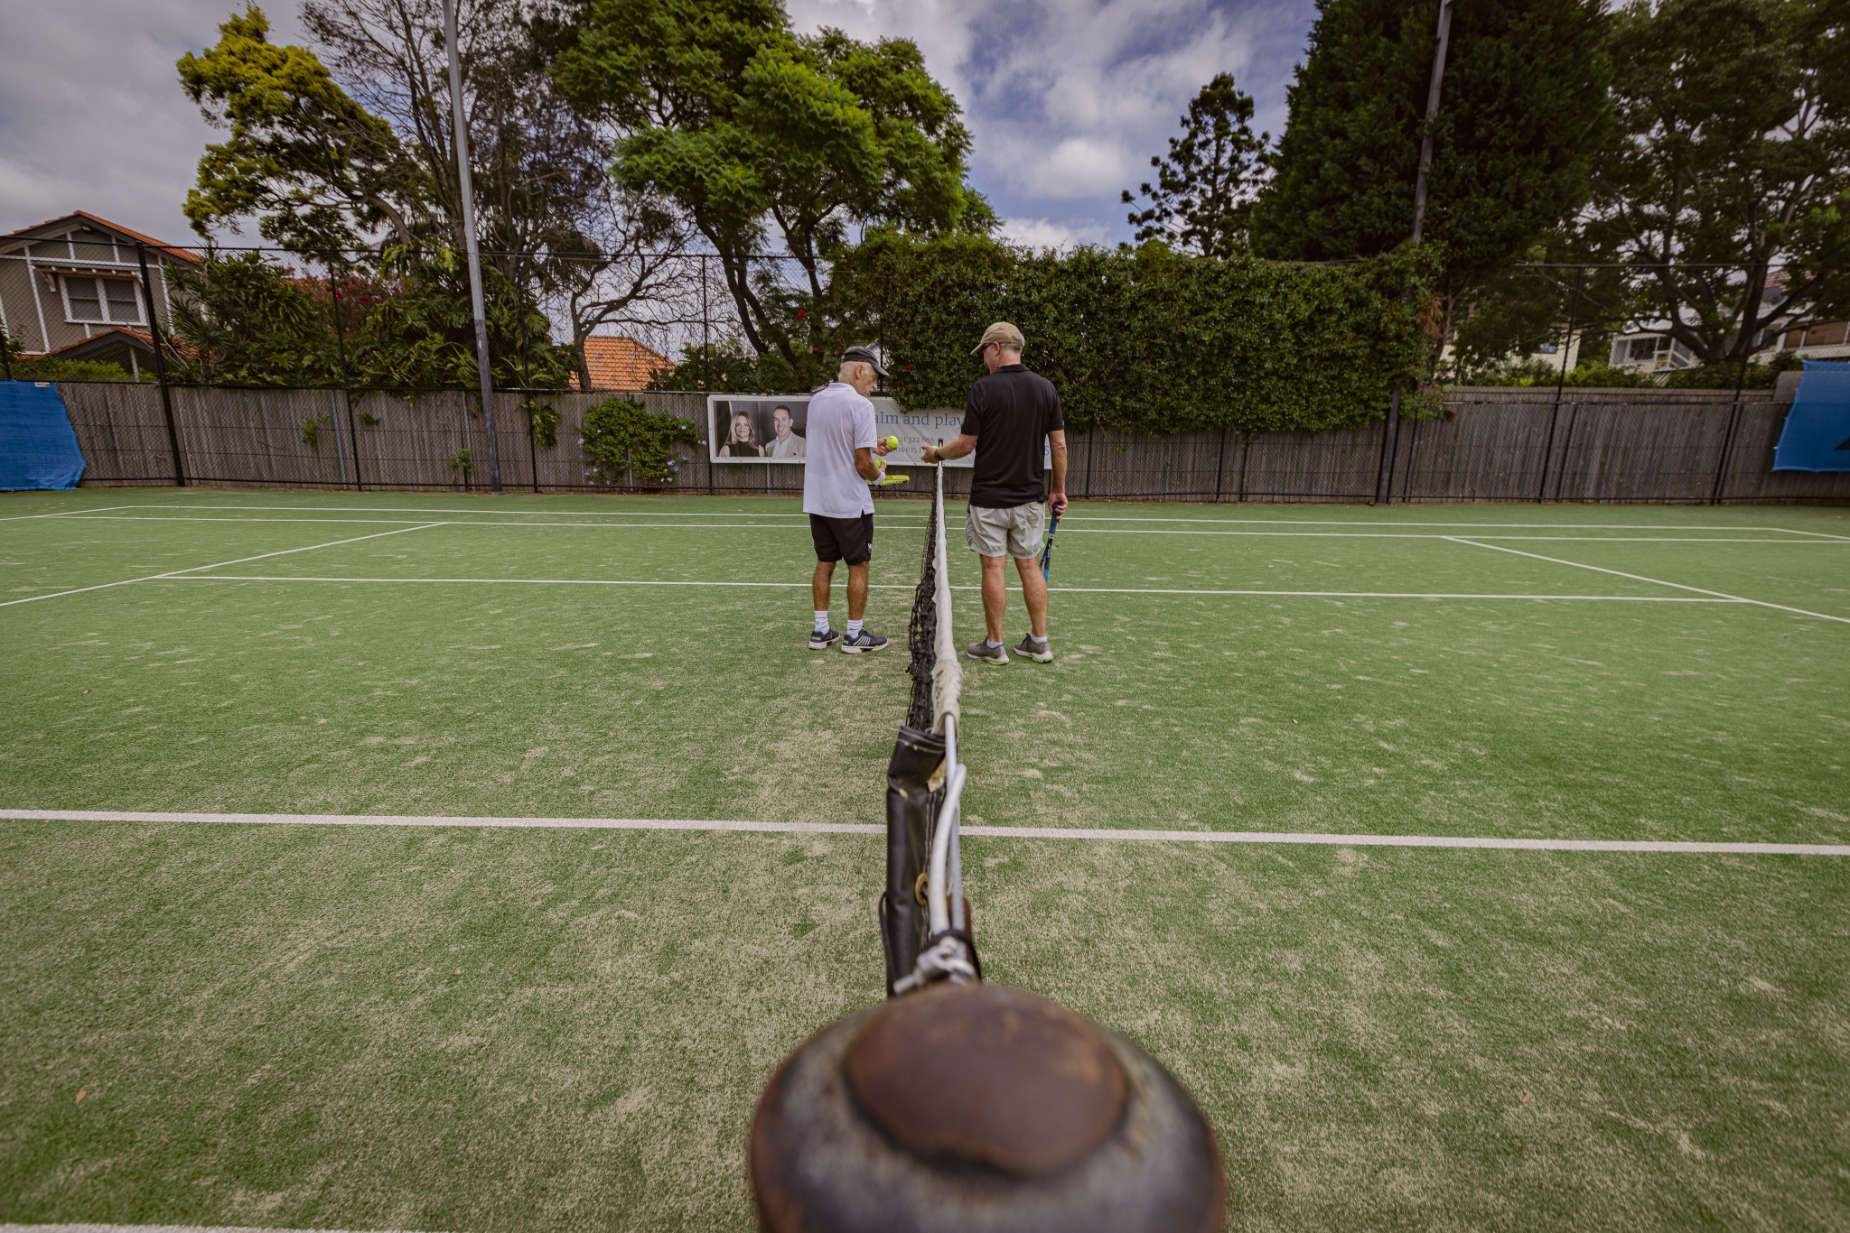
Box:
[718,410,763,459]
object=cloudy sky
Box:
[0,0,1318,251]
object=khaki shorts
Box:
[966,502,1046,559]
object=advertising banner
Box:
[708,394,973,467]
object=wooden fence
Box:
[46,381,1850,504]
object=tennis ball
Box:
[884,435,900,450]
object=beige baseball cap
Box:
[971,321,1025,355]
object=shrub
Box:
[581,398,698,486]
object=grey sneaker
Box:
[965,639,1009,665]
[807,626,841,650]
[840,629,889,654]
[1014,634,1053,663]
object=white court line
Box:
[164,575,1750,603]
[1446,537,1850,626]
[4,809,1844,856]
[0,524,441,610]
[46,513,1838,544]
[1776,526,1850,542]
[128,501,1830,532]
[0,504,131,521]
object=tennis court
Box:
[3,486,1848,1232]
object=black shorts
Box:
[810,513,874,565]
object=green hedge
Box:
[830,233,1432,433]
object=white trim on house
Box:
[21,248,50,351]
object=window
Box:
[1536,342,1558,355]
[61,275,144,326]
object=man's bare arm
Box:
[921,433,978,463]
[854,446,881,481]
[1048,430,1069,513]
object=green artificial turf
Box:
[3,487,1848,1231]
[0,823,1844,1232]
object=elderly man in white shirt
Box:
[803,346,893,653]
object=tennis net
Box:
[880,463,977,995]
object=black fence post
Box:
[1400,415,1421,502]
[1374,383,1401,505]
[1538,268,1582,502]
[1213,426,1228,502]
[134,243,185,486]
[328,265,364,491]
[1710,346,1752,505]
[527,402,541,494]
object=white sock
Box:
[986,639,1003,649]
[848,619,864,637]
[1027,633,1047,644]
[814,610,830,631]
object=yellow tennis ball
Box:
[884,435,900,450]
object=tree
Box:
[180,2,688,380]
[1581,0,1850,365]
[1122,73,1269,258]
[164,248,572,389]
[552,0,981,381]
[166,251,343,385]
[1253,0,1612,300]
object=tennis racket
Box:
[1040,506,1061,581]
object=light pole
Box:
[443,0,502,491]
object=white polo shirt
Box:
[802,383,878,519]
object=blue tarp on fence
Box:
[1772,360,1850,473]
[0,382,86,490]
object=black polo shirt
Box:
[962,363,1064,508]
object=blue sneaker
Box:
[840,629,889,654]
[808,626,841,650]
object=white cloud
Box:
[995,216,1113,251]
[0,1,312,246]
[0,2,1315,252]
[781,1,1305,240]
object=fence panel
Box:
[56,382,173,484]
[30,379,1850,504]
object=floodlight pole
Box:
[1376,0,1453,506]
[443,0,503,492]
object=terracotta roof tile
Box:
[578,335,673,392]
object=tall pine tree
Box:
[1253,0,1611,299]
[1122,73,1268,258]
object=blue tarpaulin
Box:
[0,382,86,490]
[1772,360,1850,473]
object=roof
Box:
[578,335,673,392]
[36,327,159,360]
[1,210,203,264]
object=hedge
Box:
[830,232,1433,433]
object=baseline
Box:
[161,575,1750,603]
[122,501,1835,532]
[4,809,1844,857]
[46,513,1836,544]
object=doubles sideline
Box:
[3,808,1844,857]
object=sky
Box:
[0,0,1320,252]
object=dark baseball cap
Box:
[840,345,889,378]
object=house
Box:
[1608,327,1702,373]
[1773,319,1850,362]
[576,335,673,392]
[0,211,201,377]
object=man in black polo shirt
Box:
[920,321,1068,664]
